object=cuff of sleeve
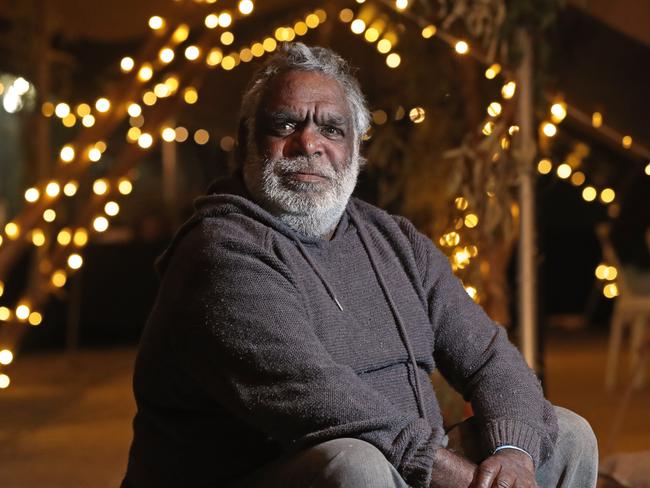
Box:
[483,420,542,467]
[493,445,534,463]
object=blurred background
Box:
[0,0,649,486]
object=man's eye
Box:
[271,121,295,133]
[321,126,343,137]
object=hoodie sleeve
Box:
[395,217,558,468]
[165,219,440,487]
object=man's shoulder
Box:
[350,197,420,240]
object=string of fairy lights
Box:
[1,0,649,389]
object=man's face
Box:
[242,70,360,237]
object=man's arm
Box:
[164,221,440,488]
[395,217,557,481]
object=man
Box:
[122,43,597,487]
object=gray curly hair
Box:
[237,42,371,163]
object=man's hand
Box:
[470,448,537,488]
[429,447,477,488]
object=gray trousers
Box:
[233,407,598,488]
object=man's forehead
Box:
[261,70,350,116]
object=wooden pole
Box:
[515,31,538,370]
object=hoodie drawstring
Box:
[348,208,428,422]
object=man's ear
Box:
[234,118,248,169]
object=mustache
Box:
[266,155,337,180]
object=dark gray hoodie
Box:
[121,177,557,488]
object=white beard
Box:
[243,151,360,238]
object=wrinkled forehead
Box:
[258,70,352,121]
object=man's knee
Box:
[553,406,598,462]
[315,438,401,488]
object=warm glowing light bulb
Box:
[421,25,436,38]
[87,147,101,162]
[603,283,619,299]
[487,102,502,117]
[541,121,557,137]
[31,228,46,247]
[220,31,235,45]
[238,0,254,15]
[55,103,70,118]
[377,39,392,54]
[63,181,78,196]
[409,107,425,123]
[25,187,40,202]
[45,181,61,197]
[600,188,615,203]
[57,228,72,246]
[395,0,409,10]
[161,127,176,142]
[172,25,190,43]
[59,145,75,163]
[537,159,552,174]
[582,186,597,202]
[82,114,95,127]
[592,112,602,128]
[185,45,200,61]
[93,179,109,195]
[5,222,20,239]
[149,16,165,30]
[138,64,154,82]
[464,213,479,228]
[305,14,320,28]
[138,133,154,149]
[218,12,233,27]
[120,57,135,72]
[570,171,586,186]
[118,179,133,195]
[93,216,109,232]
[68,253,83,269]
[127,103,142,118]
[194,129,210,145]
[622,135,633,149]
[454,41,469,55]
[556,163,571,179]
[0,374,10,389]
[645,162,650,176]
[76,103,91,116]
[159,47,175,63]
[0,349,13,365]
[485,63,501,79]
[16,304,30,321]
[350,19,366,34]
[364,28,379,43]
[339,9,354,22]
[205,14,219,29]
[73,229,89,247]
[501,81,516,99]
[550,102,567,123]
[0,307,10,321]
[52,270,67,288]
[482,121,495,136]
[95,98,110,113]
[263,37,277,52]
[43,209,56,222]
[28,311,42,326]
[105,201,120,216]
[386,53,401,68]
[207,48,223,66]
[183,87,199,104]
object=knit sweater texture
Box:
[122,177,557,488]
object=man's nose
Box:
[285,125,322,158]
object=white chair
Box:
[596,224,650,390]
